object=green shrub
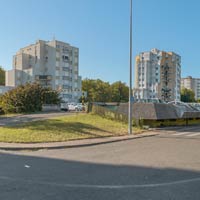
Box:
[0,83,61,114]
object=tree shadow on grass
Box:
[7,119,117,138]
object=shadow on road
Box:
[157,125,200,133]
[0,152,200,200]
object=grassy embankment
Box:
[0,113,142,143]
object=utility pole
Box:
[128,0,133,135]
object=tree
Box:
[0,83,61,113]
[110,81,129,102]
[0,66,5,85]
[92,79,111,102]
[82,79,96,102]
[82,78,129,103]
[181,88,195,102]
[41,87,61,105]
[82,79,111,102]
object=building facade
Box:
[181,76,200,100]
[133,48,181,102]
[6,39,82,103]
[0,86,14,95]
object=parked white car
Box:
[68,103,77,111]
[67,103,85,111]
[74,104,83,111]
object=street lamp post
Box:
[128,0,133,135]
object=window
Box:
[62,76,70,80]
[63,94,72,99]
[62,67,69,71]
[62,55,69,62]
[62,55,68,60]
[63,47,69,53]
[62,85,70,89]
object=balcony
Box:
[35,75,52,81]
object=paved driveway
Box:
[0,112,74,126]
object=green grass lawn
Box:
[0,113,142,143]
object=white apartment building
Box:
[0,86,14,95]
[181,76,200,100]
[133,48,181,102]
[6,39,82,103]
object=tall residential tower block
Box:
[181,76,200,100]
[6,39,82,102]
[133,48,181,102]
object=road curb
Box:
[0,133,157,151]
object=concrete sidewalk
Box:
[0,132,157,151]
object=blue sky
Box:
[0,0,199,84]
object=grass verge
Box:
[0,113,142,143]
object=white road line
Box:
[163,127,200,134]
[186,132,200,137]
[172,132,191,136]
[0,175,200,189]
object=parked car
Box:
[74,104,83,111]
[68,103,77,111]
[67,103,85,112]
[60,102,69,111]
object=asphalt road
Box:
[0,111,75,126]
[0,126,200,199]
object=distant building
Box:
[0,86,14,95]
[6,39,82,103]
[133,48,181,102]
[181,76,200,100]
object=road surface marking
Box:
[0,175,200,189]
[185,132,200,137]
[172,132,191,136]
